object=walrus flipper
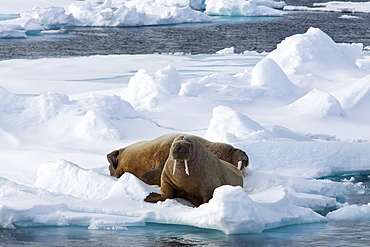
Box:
[145,177,174,203]
[141,169,163,185]
[144,192,166,203]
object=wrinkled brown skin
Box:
[144,135,243,206]
[107,133,249,186]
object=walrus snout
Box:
[171,142,191,160]
[171,140,191,176]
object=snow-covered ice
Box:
[205,0,286,16]
[1,26,370,234]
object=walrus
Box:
[107,133,248,185]
[144,135,243,206]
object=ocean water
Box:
[1,219,370,246]
[0,11,370,60]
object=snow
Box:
[1,25,370,234]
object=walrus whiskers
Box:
[184,159,189,176]
[173,159,177,175]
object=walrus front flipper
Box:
[141,169,162,186]
[144,192,168,203]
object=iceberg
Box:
[0,0,212,38]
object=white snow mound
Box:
[122,65,182,110]
[283,89,345,118]
[268,27,364,79]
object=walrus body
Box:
[107,133,249,185]
[107,134,177,181]
[144,135,243,206]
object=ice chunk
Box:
[24,92,72,123]
[2,0,212,36]
[240,141,370,179]
[340,75,370,111]
[216,47,235,55]
[79,94,138,120]
[35,159,116,200]
[0,86,25,114]
[122,65,182,110]
[251,57,302,96]
[205,0,286,16]
[283,89,345,118]
[21,6,71,29]
[0,27,26,38]
[76,110,123,140]
[195,185,265,234]
[268,27,364,79]
[0,16,43,38]
[0,127,19,147]
[312,2,370,13]
[156,0,207,10]
[179,72,252,101]
[204,105,267,142]
[205,105,312,142]
[249,186,327,229]
[327,203,370,221]
[106,173,158,201]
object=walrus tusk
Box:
[238,161,247,177]
[173,159,177,175]
[184,159,189,175]
[237,161,242,170]
[242,166,247,177]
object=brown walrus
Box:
[144,134,244,206]
[107,133,248,185]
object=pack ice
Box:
[0,27,370,234]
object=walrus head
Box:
[171,135,192,176]
[234,149,249,177]
[106,149,120,177]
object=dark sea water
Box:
[0,11,369,60]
